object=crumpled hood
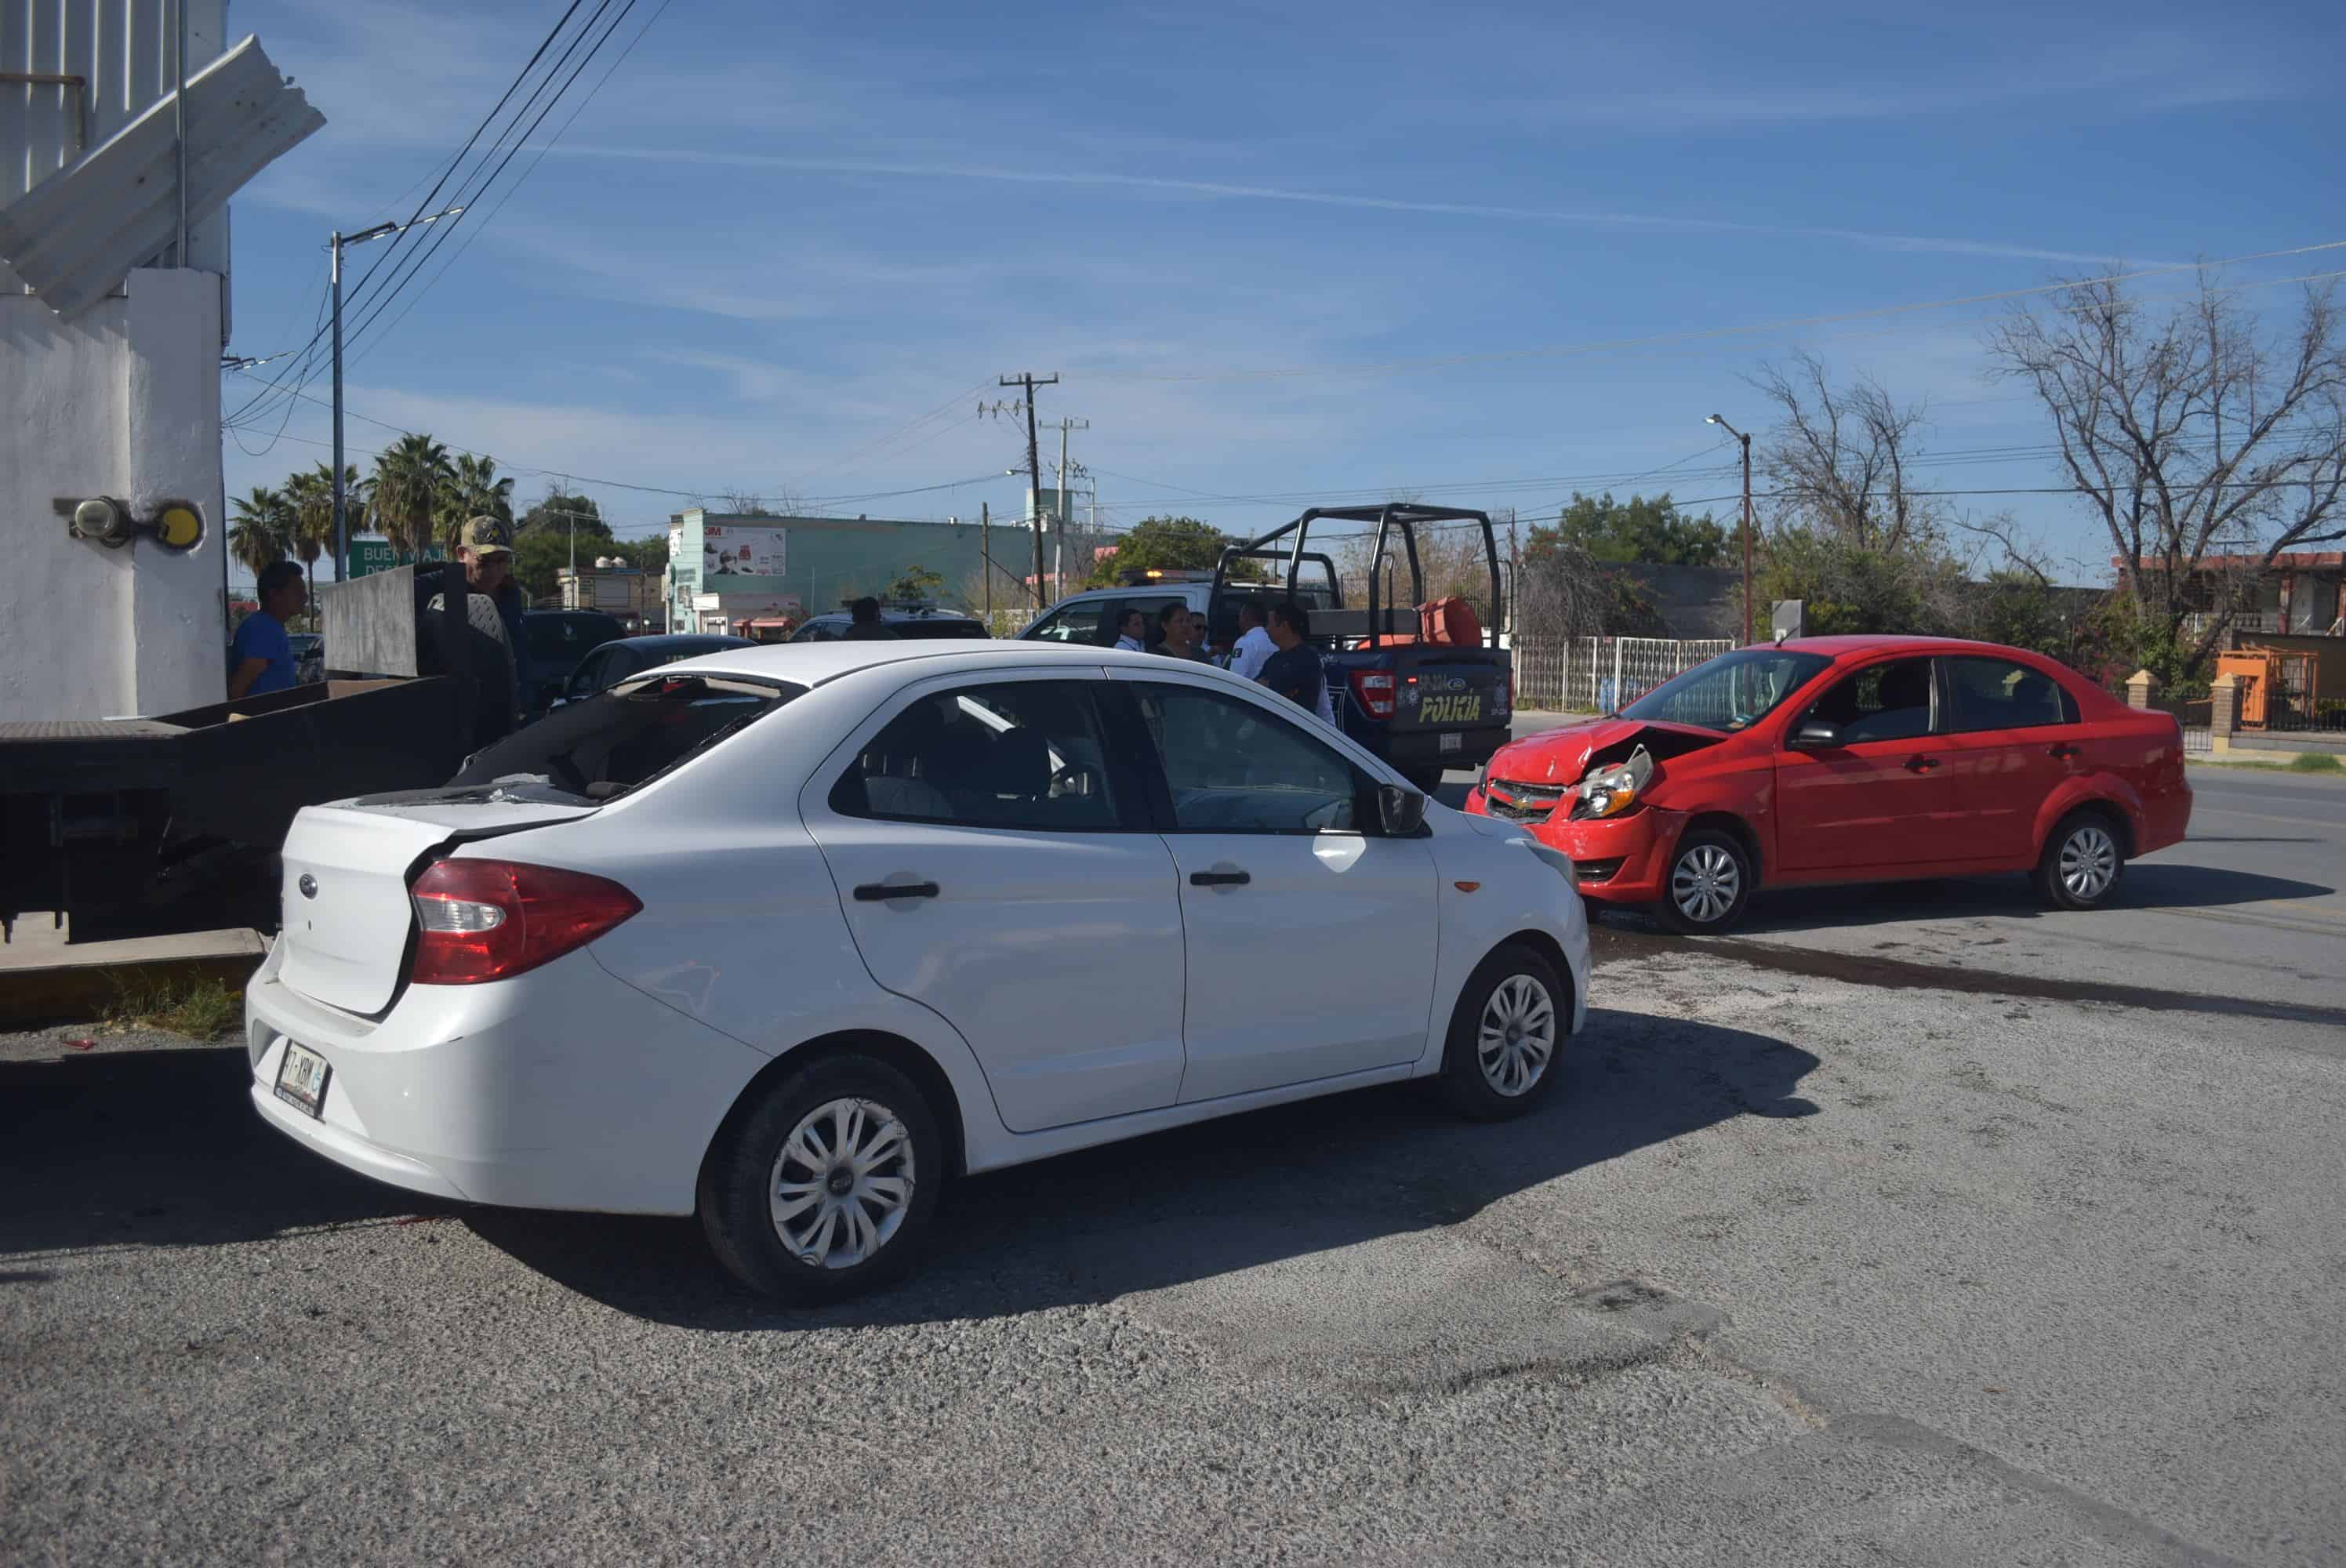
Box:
[1484,719,1723,786]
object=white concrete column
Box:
[124,267,227,717]
[0,269,226,722]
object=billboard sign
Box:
[702,522,786,579]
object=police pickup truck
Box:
[1017,503,1512,792]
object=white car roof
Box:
[638,637,1200,689]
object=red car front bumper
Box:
[1465,786,1690,904]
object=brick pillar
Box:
[2124,669,2160,710]
[2209,673,2239,755]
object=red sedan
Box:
[1465,637,2192,934]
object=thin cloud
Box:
[536,144,2159,267]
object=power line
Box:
[790,380,993,487]
[338,1,640,366]
[348,0,674,375]
[225,1,597,430]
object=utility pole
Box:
[980,501,991,622]
[1708,413,1756,644]
[329,205,463,580]
[995,372,1058,607]
[1040,416,1088,598]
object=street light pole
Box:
[327,206,463,582]
[1709,413,1755,644]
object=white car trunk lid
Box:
[276,800,595,1013]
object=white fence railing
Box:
[1513,635,1737,712]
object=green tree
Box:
[369,433,453,561]
[1749,524,1965,637]
[883,564,946,603]
[281,463,358,600]
[1535,492,1727,566]
[521,488,607,541]
[510,531,576,604]
[508,489,616,603]
[228,486,292,579]
[438,452,516,548]
[1083,515,1260,588]
[612,535,668,576]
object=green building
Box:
[666,510,1015,633]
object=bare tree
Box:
[715,489,809,518]
[1749,351,1943,554]
[1327,517,1502,618]
[1989,276,2346,671]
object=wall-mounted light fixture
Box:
[56,497,205,552]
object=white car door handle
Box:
[854,880,940,902]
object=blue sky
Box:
[221,0,2345,586]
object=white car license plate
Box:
[1440,731,1463,754]
[275,1041,332,1118]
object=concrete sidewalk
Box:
[0,915,263,1027]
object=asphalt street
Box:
[2,725,2341,1566]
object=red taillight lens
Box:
[1350,670,1397,719]
[407,859,642,985]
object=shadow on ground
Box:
[1591,864,2334,938]
[0,1009,1818,1330]
[0,1047,451,1260]
[467,1004,1817,1330]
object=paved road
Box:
[2,733,2341,1566]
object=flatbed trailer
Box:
[1,564,490,945]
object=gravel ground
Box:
[5,918,2341,1566]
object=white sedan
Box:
[246,641,1590,1301]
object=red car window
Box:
[1944,657,2077,733]
[1805,657,1936,743]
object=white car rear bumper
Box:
[244,938,772,1215]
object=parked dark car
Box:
[789,604,990,641]
[550,633,754,709]
[520,610,626,719]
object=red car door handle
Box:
[1905,755,1941,773]
[2050,743,2083,760]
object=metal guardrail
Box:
[1512,636,1736,711]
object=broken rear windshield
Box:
[452,672,803,799]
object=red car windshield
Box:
[1618,648,1832,731]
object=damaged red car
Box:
[1465,637,2192,934]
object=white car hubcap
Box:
[1672,843,1741,925]
[770,1097,915,1269]
[2060,825,2118,901]
[1477,975,1557,1097]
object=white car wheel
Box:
[701,1054,942,1303]
[1438,942,1569,1121]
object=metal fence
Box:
[1513,636,1737,712]
[2264,675,2346,734]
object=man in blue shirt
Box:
[227,560,306,699]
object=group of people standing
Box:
[1114,599,1334,725]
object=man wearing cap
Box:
[424,516,528,735]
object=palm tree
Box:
[283,463,355,597]
[369,433,452,563]
[228,485,292,580]
[438,452,517,550]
